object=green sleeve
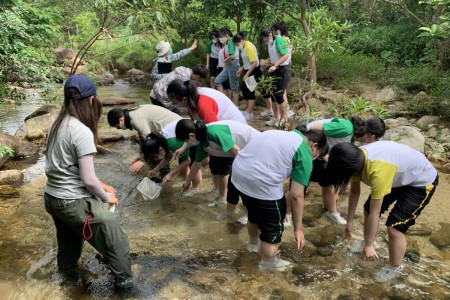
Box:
[195,145,208,162]
[291,139,313,187]
[323,118,354,138]
[167,137,189,161]
[206,125,235,153]
[206,41,212,53]
[227,41,236,56]
[275,35,289,55]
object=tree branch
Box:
[382,0,429,27]
[259,0,302,23]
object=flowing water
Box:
[0,81,449,299]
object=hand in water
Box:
[294,229,305,250]
[363,245,379,261]
[130,160,145,172]
[162,173,172,184]
[345,222,353,240]
[182,181,190,192]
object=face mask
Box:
[119,124,127,129]
[219,37,227,44]
[158,153,166,160]
[169,48,173,55]
[188,140,200,147]
[212,38,218,43]
[238,44,244,50]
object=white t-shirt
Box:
[357,141,437,199]
[218,47,226,68]
[231,130,313,200]
[194,120,261,161]
[45,116,97,199]
[240,41,259,70]
[195,87,246,124]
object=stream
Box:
[0,80,448,299]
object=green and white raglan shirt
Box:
[231,129,313,200]
[307,118,354,150]
[268,34,290,67]
[225,39,240,61]
[352,141,437,200]
[206,41,220,59]
[194,120,261,162]
[161,120,190,162]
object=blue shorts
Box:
[215,60,240,93]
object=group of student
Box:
[42,23,439,289]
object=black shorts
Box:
[364,175,438,234]
[262,66,291,104]
[209,155,233,176]
[241,66,262,100]
[178,145,197,167]
[217,67,230,90]
[309,158,332,187]
[239,191,286,244]
[227,171,240,205]
[209,57,219,77]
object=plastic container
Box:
[244,75,257,92]
[136,177,162,200]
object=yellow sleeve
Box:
[366,160,398,199]
[245,42,257,63]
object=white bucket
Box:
[136,177,162,200]
[244,75,257,92]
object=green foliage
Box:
[343,24,431,66]
[326,96,390,119]
[0,146,14,158]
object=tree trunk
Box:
[308,52,317,83]
[367,0,377,23]
[436,40,450,70]
[299,0,317,82]
[236,8,241,33]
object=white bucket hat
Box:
[156,41,171,56]
[244,75,257,92]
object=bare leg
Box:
[212,174,220,190]
[265,98,273,112]
[387,227,406,267]
[247,221,260,245]
[247,99,255,114]
[280,99,287,120]
[322,185,339,211]
[192,170,202,188]
[219,175,229,197]
[232,92,239,106]
[260,241,280,261]
[210,76,216,88]
[273,102,280,120]
[217,85,226,95]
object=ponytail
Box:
[166,79,200,114]
[141,132,168,164]
[350,116,366,138]
[175,119,208,146]
[295,126,328,154]
[365,117,386,139]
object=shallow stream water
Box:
[0,81,448,299]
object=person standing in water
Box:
[230,127,327,271]
[44,74,134,288]
[326,141,438,282]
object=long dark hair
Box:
[46,88,102,157]
[259,28,272,46]
[326,143,365,193]
[167,79,200,115]
[175,119,208,146]
[107,108,124,126]
[141,132,169,164]
[271,22,288,36]
[232,32,246,44]
[296,125,328,154]
[192,64,208,79]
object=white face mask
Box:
[219,37,227,44]
[237,44,244,50]
[158,153,166,160]
[211,38,218,43]
[188,140,200,147]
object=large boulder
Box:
[411,91,432,107]
[94,73,115,86]
[24,105,59,121]
[102,97,136,106]
[15,106,59,140]
[124,68,151,85]
[126,68,146,76]
[61,65,88,75]
[375,86,397,103]
[416,115,441,128]
[0,170,23,185]
[0,133,17,169]
[430,223,450,249]
[383,126,425,153]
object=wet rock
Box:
[0,133,18,168]
[102,97,136,106]
[15,140,39,158]
[99,133,125,143]
[303,202,324,227]
[359,283,387,299]
[24,104,59,121]
[0,170,23,185]
[126,68,146,76]
[411,91,432,107]
[386,284,416,300]
[307,224,345,247]
[416,115,441,128]
[316,247,334,257]
[269,288,301,299]
[292,264,315,284]
[383,126,425,153]
[376,86,396,103]
[15,109,59,139]
[27,129,44,140]
[0,185,19,196]
[96,145,113,155]
[95,73,115,86]
[3,99,15,105]
[408,225,433,236]
[405,236,420,262]
[430,223,450,249]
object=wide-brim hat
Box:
[156,41,171,56]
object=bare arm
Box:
[79,155,110,203]
[288,180,306,250]
[229,144,240,157]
